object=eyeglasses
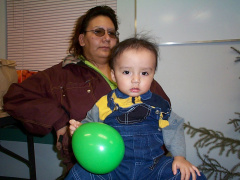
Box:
[85,28,119,39]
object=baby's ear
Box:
[111,69,116,82]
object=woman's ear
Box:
[111,69,116,82]
[79,34,85,46]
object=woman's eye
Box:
[95,30,102,35]
[142,72,149,76]
[108,31,115,36]
[123,71,130,75]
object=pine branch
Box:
[228,112,240,132]
[184,122,240,158]
[196,148,240,180]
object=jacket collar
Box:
[62,54,83,67]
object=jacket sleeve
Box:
[81,104,101,124]
[3,71,69,135]
[162,111,186,157]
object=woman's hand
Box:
[56,125,68,151]
[172,156,201,180]
[69,119,82,136]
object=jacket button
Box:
[155,110,160,114]
[87,89,91,93]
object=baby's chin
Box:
[127,92,142,97]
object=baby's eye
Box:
[142,72,149,76]
[123,71,130,75]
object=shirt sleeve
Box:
[162,111,186,157]
[81,104,101,124]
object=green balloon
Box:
[72,122,125,174]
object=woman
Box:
[3,6,170,172]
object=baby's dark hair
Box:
[109,36,159,70]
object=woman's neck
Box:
[88,61,112,81]
[98,64,112,81]
[84,56,113,81]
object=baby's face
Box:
[111,48,156,97]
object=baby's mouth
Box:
[130,88,140,92]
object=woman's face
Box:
[79,15,118,64]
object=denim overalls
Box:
[65,90,206,180]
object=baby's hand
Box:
[69,119,82,136]
[172,156,201,180]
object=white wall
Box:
[156,42,240,171]
[117,0,135,41]
[137,1,240,179]
[137,0,240,43]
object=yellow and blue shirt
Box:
[81,88,186,158]
[82,88,171,128]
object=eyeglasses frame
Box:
[85,28,119,39]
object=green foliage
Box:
[196,148,240,180]
[228,112,240,132]
[184,112,240,179]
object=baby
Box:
[66,37,206,180]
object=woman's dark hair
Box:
[68,6,119,57]
[109,36,159,70]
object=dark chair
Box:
[0,116,36,180]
